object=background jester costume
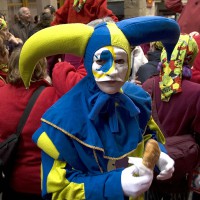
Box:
[159,34,198,101]
[19,17,180,200]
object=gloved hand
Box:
[73,0,87,12]
[121,157,153,197]
[156,152,174,180]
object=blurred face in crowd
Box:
[0,27,9,41]
[0,14,6,21]
[19,7,32,23]
[0,26,16,43]
[0,18,9,41]
[0,37,9,64]
[43,7,55,22]
[0,47,9,64]
[44,8,51,14]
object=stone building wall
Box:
[124,0,156,18]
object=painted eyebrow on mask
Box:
[94,54,99,59]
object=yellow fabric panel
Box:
[37,132,59,159]
[47,160,85,200]
[147,116,165,144]
[52,182,85,200]
[108,23,131,81]
[129,140,144,159]
[130,194,144,200]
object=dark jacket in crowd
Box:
[10,20,35,43]
[136,50,161,84]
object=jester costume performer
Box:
[19,16,180,200]
[159,34,199,101]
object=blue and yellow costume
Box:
[19,17,180,200]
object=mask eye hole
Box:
[96,59,106,65]
[115,59,125,64]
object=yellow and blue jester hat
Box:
[19,16,180,88]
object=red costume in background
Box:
[143,76,200,138]
[0,62,86,195]
[164,0,200,34]
[52,0,118,25]
[191,35,200,84]
[49,0,117,77]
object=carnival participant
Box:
[19,16,180,200]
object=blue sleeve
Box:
[41,151,124,200]
[33,125,125,200]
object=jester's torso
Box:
[33,77,165,200]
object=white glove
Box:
[156,152,175,180]
[121,157,153,198]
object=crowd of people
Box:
[0,0,199,200]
